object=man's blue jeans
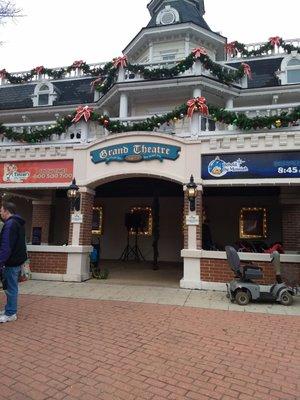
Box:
[3,266,21,316]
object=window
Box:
[287,59,300,84]
[32,81,58,107]
[160,50,178,62]
[279,53,300,85]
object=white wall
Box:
[95,196,183,262]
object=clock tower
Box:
[147,0,211,31]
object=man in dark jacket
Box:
[0,200,27,323]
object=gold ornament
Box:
[275,119,282,128]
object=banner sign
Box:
[202,152,300,180]
[0,160,73,184]
[90,142,181,164]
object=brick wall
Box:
[183,191,202,249]
[28,252,68,274]
[32,204,51,243]
[79,192,94,246]
[201,258,300,286]
[282,204,300,251]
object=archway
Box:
[92,176,184,287]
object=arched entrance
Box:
[92,177,184,287]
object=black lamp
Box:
[186,175,198,212]
[67,178,80,212]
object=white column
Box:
[226,97,234,131]
[149,42,153,63]
[185,34,190,57]
[119,93,128,119]
[180,185,203,290]
[191,88,202,136]
[118,67,125,82]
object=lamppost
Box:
[186,175,198,212]
[67,178,80,212]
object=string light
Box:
[240,207,267,239]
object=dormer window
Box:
[156,5,180,26]
[38,84,50,106]
[32,81,58,107]
[286,58,300,84]
[279,53,300,85]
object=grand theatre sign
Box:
[90,142,181,164]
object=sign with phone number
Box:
[201,152,300,180]
[0,160,73,184]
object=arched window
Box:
[38,84,50,106]
[32,81,58,107]
[279,53,300,85]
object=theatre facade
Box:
[0,0,299,289]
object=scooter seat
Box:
[243,267,263,280]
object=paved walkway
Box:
[19,280,300,315]
[0,288,299,400]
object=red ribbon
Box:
[113,55,128,69]
[269,36,282,47]
[34,66,45,75]
[90,77,103,89]
[241,63,252,79]
[186,97,209,118]
[0,69,7,79]
[192,47,207,58]
[72,60,85,69]
[225,41,237,55]
[72,106,94,123]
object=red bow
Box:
[72,106,94,123]
[0,69,7,79]
[113,55,128,69]
[34,66,45,75]
[225,41,237,55]
[269,36,282,47]
[192,47,207,58]
[72,60,85,69]
[187,97,209,118]
[90,77,103,89]
[241,63,252,79]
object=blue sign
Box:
[202,152,300,180]
[91,142,181,164]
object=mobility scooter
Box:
[225,246,295,306]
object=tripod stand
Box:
[119,213,146,262]
[131,229,145,262]
[119,228,135,261]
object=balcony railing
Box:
[0,60,246,89]
[227,38,300,60]
[1,103,299,146]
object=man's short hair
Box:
[1,200,17,215]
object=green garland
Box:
[95,52,247,95]
[231,38,300,58]
[1,104,299,143]
[1,51,246,95]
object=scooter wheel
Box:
[235,290,250,306]
[280,291,293,306]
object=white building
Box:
[0,0,299,289]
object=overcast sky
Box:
[0,0,299,72]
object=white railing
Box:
[228,38,300,60]
[231,102,300,118]
[0,62,108,86]
[0,60,246,89]
[1,103,299,145]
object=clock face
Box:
[161,10,176,25]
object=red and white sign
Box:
[0,160,73,184]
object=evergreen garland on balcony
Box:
[226,37,300,58]
[0,104,299,144]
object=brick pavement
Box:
[0,293,299,400]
